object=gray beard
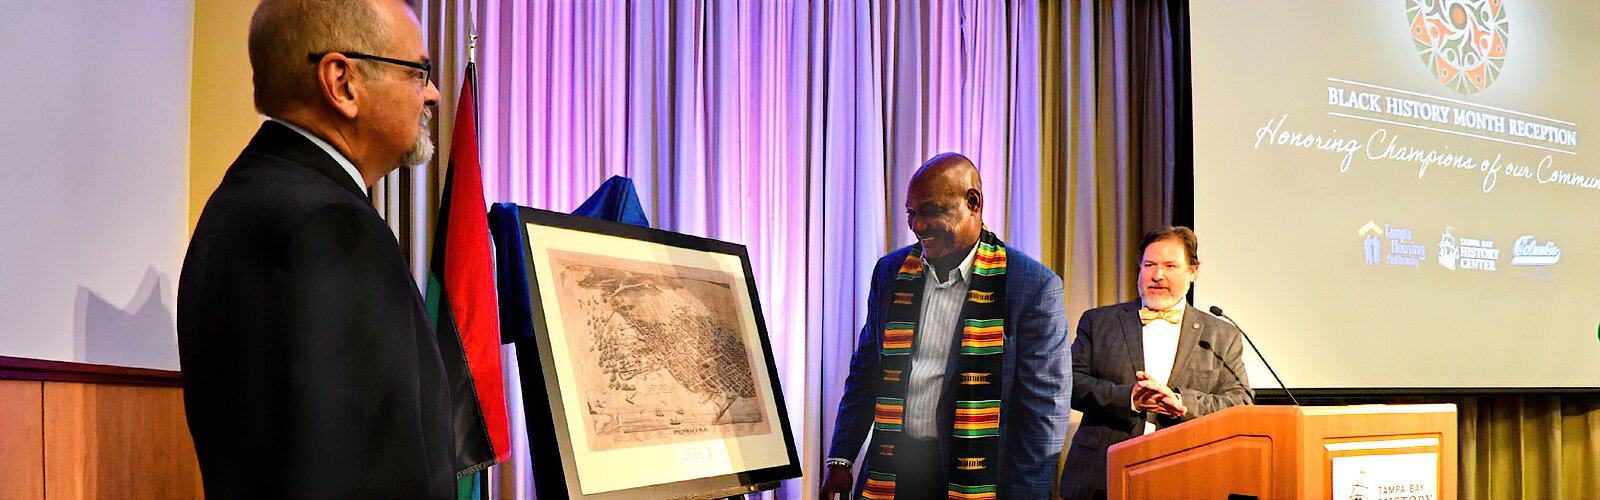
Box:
[400,107,435,167]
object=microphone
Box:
[1207,306,1300,406]
[1196,339,1251,400]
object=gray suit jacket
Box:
[1057,301,1253,500]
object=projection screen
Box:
[1190,0,1599,390]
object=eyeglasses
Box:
[308,51,431,83]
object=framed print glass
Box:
[511,207,799,499]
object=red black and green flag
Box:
[426,62,512,483]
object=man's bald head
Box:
[905,153,984,265]
[249,0,440,186]
[248,0,410,118]
[909,152,982,196]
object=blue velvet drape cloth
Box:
[488,175,650,344]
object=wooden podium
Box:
[1106,404,1457,500]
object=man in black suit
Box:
[1058,227,1253,500]
[177,0,454,497]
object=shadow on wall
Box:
[74,267,178,369]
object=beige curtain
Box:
[1460,395,1600,499]
[371,0,477,288]
[1043,0,1180,492]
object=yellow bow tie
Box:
[1139,307,1182,325]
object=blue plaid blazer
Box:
[827,243,1071,499]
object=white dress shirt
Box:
[1139,300,1185,435]
[903,243,979,441]
[272,118,369,196]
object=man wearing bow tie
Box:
[1056,226,1253,500]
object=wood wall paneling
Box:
[0,380,45,500]
[42,382,201,499]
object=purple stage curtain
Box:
[451,3,1065,499]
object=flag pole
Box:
[466,29,490,500]
[466,33,479,160]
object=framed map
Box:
[512,207,799,499]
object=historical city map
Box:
[547,250,769,452]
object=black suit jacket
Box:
[1058,301,1253,500]
[178,121,455,498]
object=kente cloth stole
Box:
[861,228,1007,500]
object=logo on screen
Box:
[1365,222,1424,268]
[1437,227,1458,270]
[1438,226,1500,271]
[1359,222,1384,266]
[1510,235,1561,266]
[1406,0,1509,95]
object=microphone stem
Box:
[1222,312,1301,406]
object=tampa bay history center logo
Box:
[1406,0,1509,95]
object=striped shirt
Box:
[904,243,979,441]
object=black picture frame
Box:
[511,206,801,499]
